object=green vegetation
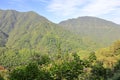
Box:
[0,40,120,80]
[59,16,120,46]
[0,10,101,53]
[0,30,8,47]
[0,10,120,80]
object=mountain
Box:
[0,10,48,34]
[59,16,120,46]
[0,10,120,53]
[1,10,120,80]
[0,10,99,53]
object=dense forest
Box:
[0,10,120,80]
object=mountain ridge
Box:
[60,16,120,25]
[0,9,120,52]
[0,9,100,53]
[59,16,120,46]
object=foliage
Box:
[50,53,84,80]
[88,51,96,63]
[90,61,107,80]
[9,62,43,80]
[0,75,4,80]
[0,10,120,80]
[31,53,51,65]
[59,16,120,47]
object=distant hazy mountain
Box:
[59,16,120,45]
[0,10,99,53]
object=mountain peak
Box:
[60,16,120,27]
[59,16,120,46]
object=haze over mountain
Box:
[0,9,120,53]
[0,9,101,53]
[59,16,120,45]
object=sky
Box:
[0,0,120,24]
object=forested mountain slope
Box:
[59,16,120,46]
[0,10,99,53]
[1,9,120,80]
[0,30,8,47]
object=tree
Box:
[90,61,107,80]
[50,53,84,80]
[9,62,39,80]
[9,67,26,80]
[37,70,53,80]
[25,63,39,80]
[9,62,53,80]
[31,53,50,65]
[111,40,120,54]
[88,51,96,63]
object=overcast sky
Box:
[0,0,120,24]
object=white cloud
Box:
[47,0,120,23]
[47,0,87,16]
[102,8,120,24]
[81,0,120,16]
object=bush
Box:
[9,63,39,80]
[90,61,107,80]
[9,62,53,80]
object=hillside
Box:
[0,10,48,34]
[0,10,99,53]
[0,9,120,80]
[59,16,120,46]
[0,30,8,47]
